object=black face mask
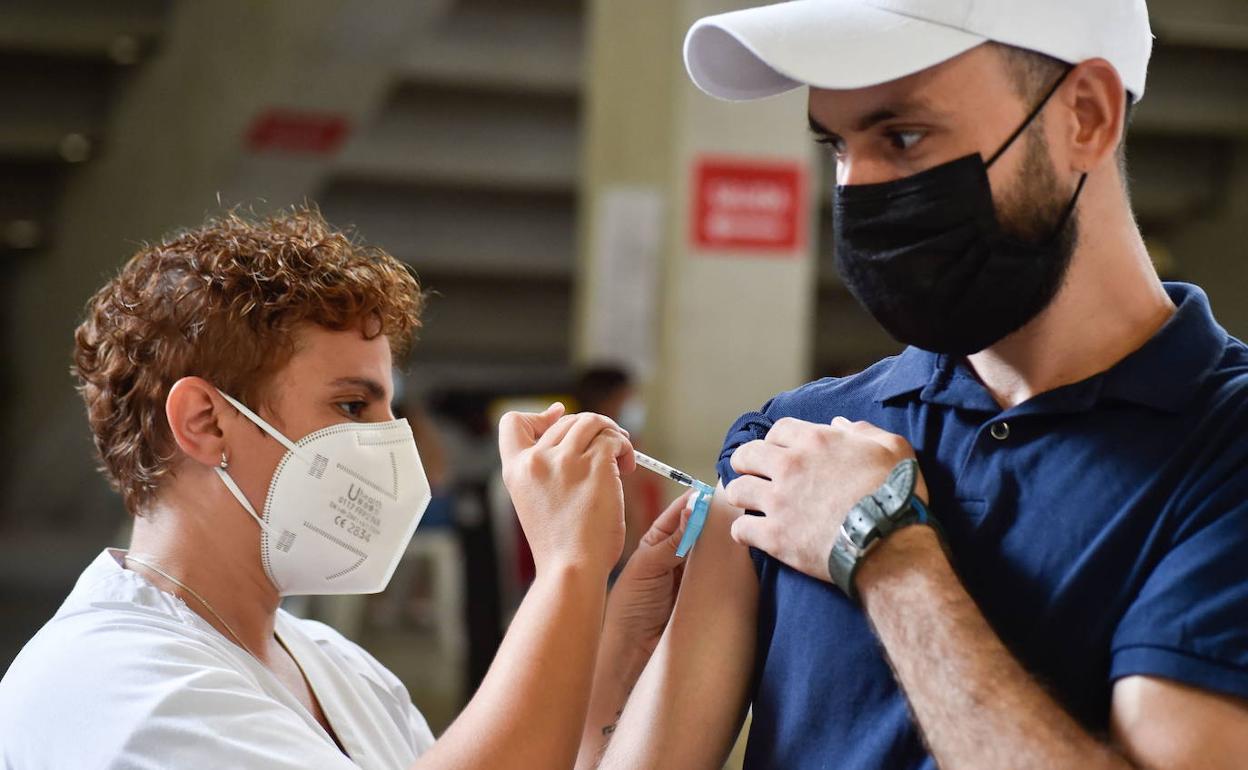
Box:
[832,70,1087,356]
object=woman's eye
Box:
[889,130,924,151]
[337,401,367,419]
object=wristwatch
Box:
[827,458,941,602]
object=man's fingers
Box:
[497,402,565,458]
[764,416,817,447]
[730,439,786,478]
[723,474,772,513]
[640,492,694,547]
[729,514,777,554]
[833,415,912,455]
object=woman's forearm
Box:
[413,563,608,770]
[575,620,652,770]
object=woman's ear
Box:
[1065,58,1128,174]
[165,377,227,468]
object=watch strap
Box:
[827,459,938,601]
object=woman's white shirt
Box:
[0,549,435,769]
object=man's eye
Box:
[815,136,847,158]
[337,401,367,419]
[888,130,924,151]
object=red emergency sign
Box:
[245,109,350,155]
[692,157,806,253]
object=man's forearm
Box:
[414,564,607,770]
[856,527,1131,770]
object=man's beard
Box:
[994,123,1081,319]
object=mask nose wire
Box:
[986,65,1077,169]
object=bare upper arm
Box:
[1111,674,1248,769]
[600,482,759,770]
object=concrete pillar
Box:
[577,0,819,483]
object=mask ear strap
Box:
[1044,172,1089,244]
[214,466,276,536]
[215,389,311,462]
[987,65,1076,168]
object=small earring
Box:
[220,451,229,470]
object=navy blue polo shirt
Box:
[717,283,1248,770]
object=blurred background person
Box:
[574,364,661,574]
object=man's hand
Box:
[722,415,928,583]
[498,403,636,578]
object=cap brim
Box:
[684,0,987,101]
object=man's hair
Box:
[990,42,1134,176]
[72,206,424,515]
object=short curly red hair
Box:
[72,206,424,515]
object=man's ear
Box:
[165,377,228,468]
[1064,58,1127,174]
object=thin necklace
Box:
[123,553,259,659]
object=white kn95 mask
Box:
[214,389,431,596]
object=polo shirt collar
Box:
[1097,282,1227,413]
[872,282,1227,415]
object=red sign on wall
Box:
[245,109,350,155]
[692,156,805,253]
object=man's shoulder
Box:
[716,355,908,481]
[752,354,909,424]
[1209,333,1248,396]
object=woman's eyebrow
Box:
[327,376,387,402]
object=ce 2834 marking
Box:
[333,515,372,543]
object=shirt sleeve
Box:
[1,617,361,770]
[716,405,776,487]
[1110,481,1248,701]
[716,404,776,576]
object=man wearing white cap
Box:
[585,1,1248,768]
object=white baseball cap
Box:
[684,0,1152,102]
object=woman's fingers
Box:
[566,412,628,455]
[640,492,694,548]
[498,402,565,459]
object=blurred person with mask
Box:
[574,365,656,572]
[0,208,693,770]
[591,1,1248,769]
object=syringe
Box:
[634,451,698,488]
[632,451,714,558]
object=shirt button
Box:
[990,421,1011,441]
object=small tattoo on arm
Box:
[601,708,624,737]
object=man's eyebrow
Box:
[808,112,836,138]
[328,377,387,401]
[808,99,945,137]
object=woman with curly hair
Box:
[0,207,692,770]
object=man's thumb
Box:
[729,514,770,552]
